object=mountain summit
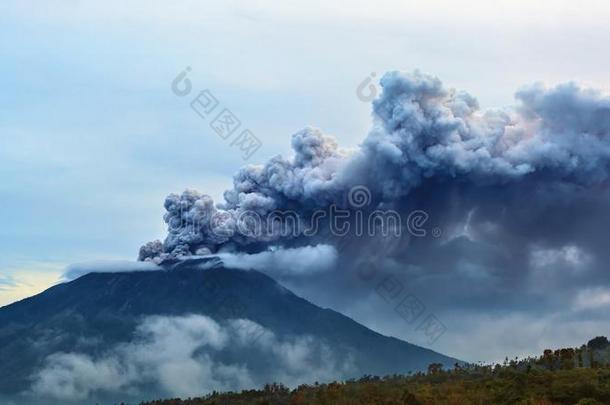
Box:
[0,259,460,404]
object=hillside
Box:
[0,258,459,404]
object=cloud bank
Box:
[63,260,162,281]
[29,315,353,403]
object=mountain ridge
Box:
[0,260,461,404]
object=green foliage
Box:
[587,337,610,351]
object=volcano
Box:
[0,258,460,404]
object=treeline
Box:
[136,337,610,405]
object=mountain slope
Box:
[0,259,460,403]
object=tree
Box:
[427,363,443,375]
[587,336,609,350]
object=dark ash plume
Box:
[139,70,610,263]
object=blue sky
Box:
[2,0,610,361]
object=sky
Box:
[2,0,610,363]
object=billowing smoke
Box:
[139,70,610,263]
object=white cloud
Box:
[530,245,592,270]
[574,287,610,311]
[63,260,162,281]
[217,244,338,276]
[29,353,129,401]
[29,314,353,402]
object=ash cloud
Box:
[138,70,610,358]
[140,70,610,261]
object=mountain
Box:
[0,258,460,404]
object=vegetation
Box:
[137,338,610,405]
